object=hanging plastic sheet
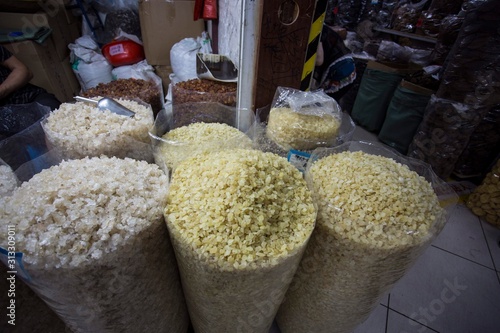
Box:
[453,104,500,178]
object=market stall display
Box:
[42,99,154,162]
[276,141,454,333]
[165,149,316,333]
[254,111,355,159]
[263,87,343,152]
[454,104,500,178]
[0,156,189,333]
[407,96,486,180]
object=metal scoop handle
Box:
[75,96,135,117]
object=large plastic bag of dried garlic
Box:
[165,149,317,333]
[41,98,155,162]
[0,156,189,333]
[276,141,457,333]
[149,102,255,175]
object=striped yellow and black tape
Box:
[300,0,328,91]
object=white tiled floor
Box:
[271,125,500,333]
[353,206,500,333]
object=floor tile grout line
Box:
[387,307,440,333]
[385,294,390,333]
[478,218,500,285]
[430,244,497,271]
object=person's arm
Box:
[0,54,33,100]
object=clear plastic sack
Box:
[0,156,189,333]
[149,102,255,175]
[165,148,317,333]
[277,140,457,333]
[264,87,343,152]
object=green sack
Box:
[351,68,404,132]
[378,83,432,154]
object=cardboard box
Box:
[0,9,80,61]
[3,39,80,103]
[139,0,205,66]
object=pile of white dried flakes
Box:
[0,164,18,196]
[0,156,188,333]
[42,99,154,161]
[266,107,341,151]
[155,122,253,172]
[165,148,316,333]
[277,150,446,333]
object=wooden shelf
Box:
[373,27,437,44]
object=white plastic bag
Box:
[69,36,113,91]
[170,32,212,82]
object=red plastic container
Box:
[102,40,145,67]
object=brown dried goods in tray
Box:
[83,78,163,115]
[172,79,237,106]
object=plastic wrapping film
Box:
[407,95,488,180]
[391,3,422,33]
[0,161,65,332]
[276,141,457,333]
[429,14,464,65]
[453,104,500,178]
[41,98,154,162]
[164,149,317,333]
[0,108,60,182]
[254,110,355,160]
[0,156,189,333]
[378,0,399,28]
[264,88,344,152]
[334,0,368,29]
[428,0,465,15]
[436,0,500,106]
[467,158,500,228]
[149,102,255,175]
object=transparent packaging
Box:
[149,102,255,175]
[264,87,344,152]
[277,141,457,333]
[42,98,154,162]
[165,149,317,333]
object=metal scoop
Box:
[196,53,238,82]
[74,96,135,117]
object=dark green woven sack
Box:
[351,68,404,132]
[378,83,432,154]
